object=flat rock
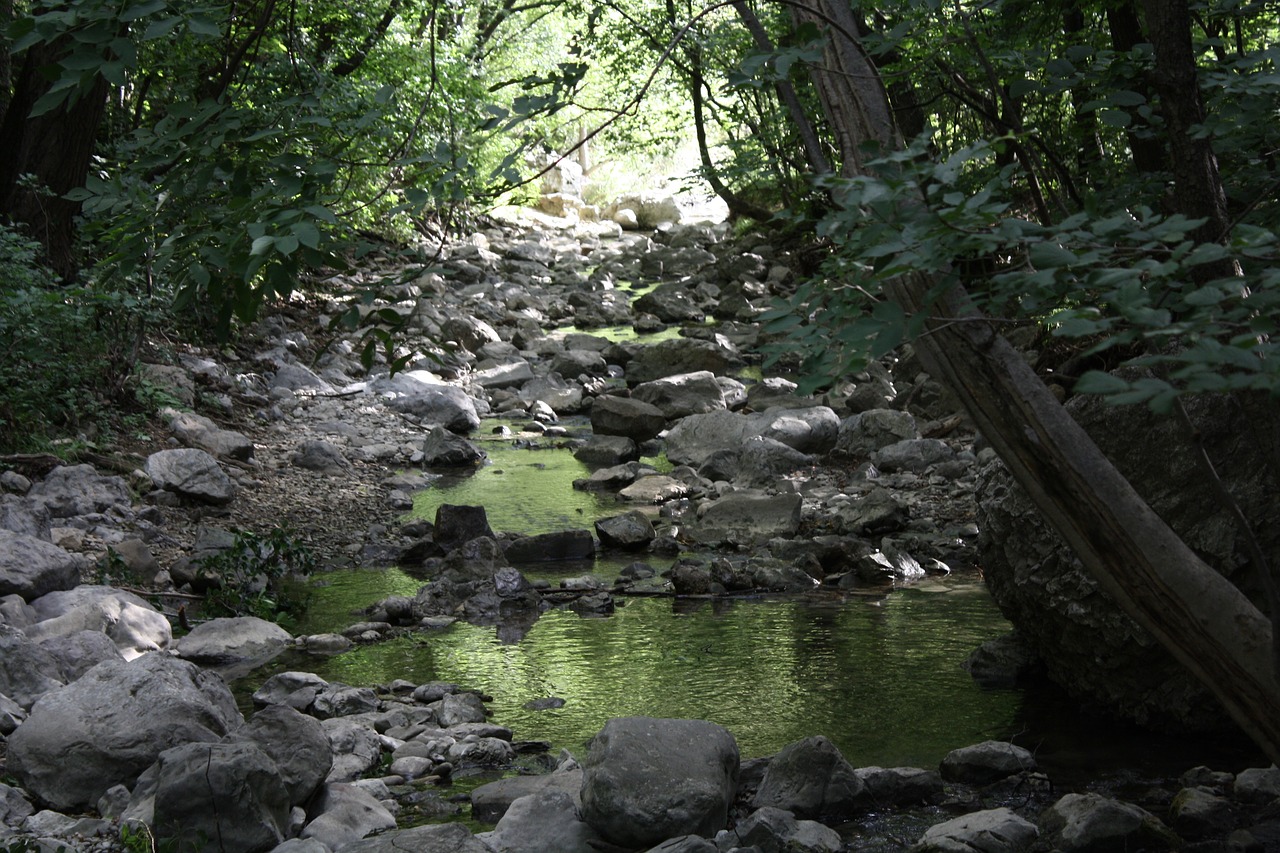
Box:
[27,464,132,518]
[912,807,1039,853]
[172,616,293,664]
[940,741,1036,784]
[471,769,584,824]
[690,491,802,547]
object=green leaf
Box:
[274,235,299,256]
[1098,109,1132,128]
[187,15,222,37]
[1029,242,1077,269]
[1074,370,1130,395]
[250,235,275,256]
[142,16,182,39]
[292,221,320,250]
[121,0,168,21]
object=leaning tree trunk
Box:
[790,0,1280,763]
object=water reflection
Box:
[262,569,1021,767]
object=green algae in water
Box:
[264,570,1021,769]
[409,438,667,535]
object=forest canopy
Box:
[1,0,1278,442]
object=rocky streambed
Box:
[1,199,1276,851]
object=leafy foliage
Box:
[194,527,317,625]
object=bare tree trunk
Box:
[730,0,832,178]
[791,0,1280,763]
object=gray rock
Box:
[172,615,292,664]
[690,491,802,547]
[590,395,667,441]
[580,717,739,848]
[473,361,536,389]
[574,462,654,492]
[253,671,329,710]
[872,438,955,472]
[595,511,656,550]
[520,374,587,415]
[8,653,243,810]
[145,448,237,505]
[380,376,480,432]
[632,371,726,418]
[733,435,815,488]
[663,411,752,468]
[447,735,515,768]
[332,822,488,853]
[639,837,718,853]
[0,691,24,734]
[940,741,1036,784]
[626,338,741,385]
[0,625,63,710]
[291,439,352,474]
[754,406,840,455]
[471,769,584,823]
[963,633,1039,689]
[834,409,919,457]
[322,717,384,783]
[107,538,162,585]
[550,349,608,377]
[149,741,291,853]
[36,628,123,684]
[0,531,80,601]
[434,504,495,551]
[504,529,596,562]
[573,435,639,466]
[634,283,705,323]
[436,691,488,727]
[912,808,1039,853]
[855,766,945,808]
[421,425,486,467]
[0,469,32,495]
[229,704,333,807]
[0,782,35,826]
[476,789,603,853]
[166,409,254,461]
[0,494,51,539]
[1169,786,1236,838]
[753,735,865,820]
[976,390,1279,729]
[618,475,689,504]
[1235,767,1280,804]
[313,684,379,719]
[300,783,397,848]
[28,464,132,518]
[24,586,171,660]
[831,488,909,536]
[271,362,333,393]
[1039,792,1178,852]
[442,316,502,353]
[734,805,843,852]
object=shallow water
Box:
[269,568,1021,767]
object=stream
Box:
[245,435,1264,788]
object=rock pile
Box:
[1,204,1273,851]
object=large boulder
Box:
[27,464,132,518]
[421,425,486,467]
[626,339,742,386]
[147,741,291,853]
[912,808,1039,853]
[689,491,804,548]
[334,822,489,853]
[631,371,727,418]
[580,717,739,848]
[227,703,332,806]
[1039,792,1178,852]
[300,783,397,848]
[171,615,293,665]
[590,395,667,442]
[976,389,1280,729]
[0,625,64,710]
[144,448,237,505]
[165,409,254,461]
[753,735,865,820]
[23,586,171,660]
[379,373,481,432]
[7,653,243,810]
[0,531,80,601]
[476,789,603,853]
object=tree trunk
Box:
[1140,0,1234,253]
[730,0,832,178]
[1106,1,1167,176]
[791,0,1280,763]
[0,40,108,278]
